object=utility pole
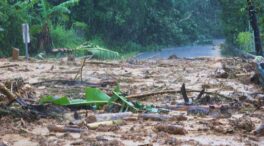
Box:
[247,0,263,56]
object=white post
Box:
[22,24,30,60]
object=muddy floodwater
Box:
[135,39,223,60]
[0,56,263,146]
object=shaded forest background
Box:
[0,0,263,57]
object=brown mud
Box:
[0,57,264,146]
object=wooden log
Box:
[95,112,133,122]
[0,83,28,107]
[0,64,19,69]
[87,120,123,130]
[47,125,85,133]
[12,48,19,60]
[0,83,16,102]
[139,113,187,121]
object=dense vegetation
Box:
[0,0,263,57]
[0,0,222,57]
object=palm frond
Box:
[75,42,120,60]
[39,0,48,19]
[48,0,79,16]
[13,0,39,9]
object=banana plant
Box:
[14,0,79,53]
[38,0,79,53]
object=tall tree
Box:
[247,0,263,55]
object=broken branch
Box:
[181,83,189,104]
[127,89,233,101]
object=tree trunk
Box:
[38,23,53,53]
[247,0,263,56]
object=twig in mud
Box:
[85,61,119,66]
[181,83,189,104]
[0,64,19,68]
[31,80,116,87]
[196,88,205,100]
[74,56,92,82]
[46,71,79,74]
[157,104,225,111]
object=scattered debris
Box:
[253,124,264,136]
[154,124,187,135]
[230,116,255,132]
[0,57,263,145]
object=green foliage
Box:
[237,32,254,52]
[39,86,160,112]
[39,95,109,106]
[0,0,27,56]
[219,0,264,50]
[5,0,264,56]
[218,0,248,45]
[39,96,70,105]
[50,25,84,49]
[39,87,112,107]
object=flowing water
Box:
[135,39,224,60]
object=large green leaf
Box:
[39,96,70,105]
[39,96,109,106]
[39,88,111,107]
[85,87,111,102]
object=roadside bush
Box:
[236,32,254,52]
[50,25,85,49]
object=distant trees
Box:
[1,0,223,56]
[71,0,222,52]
